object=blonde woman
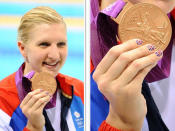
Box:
[0,6,84,131]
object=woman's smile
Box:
[43,61,60,70]
[20,23,68,76]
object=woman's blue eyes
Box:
[39,42,66,47]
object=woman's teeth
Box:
[43,62,58,66]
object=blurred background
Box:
[0,0,84,81]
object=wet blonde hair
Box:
[18,6,66,44]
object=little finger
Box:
[129,62,157,93]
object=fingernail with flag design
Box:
[136,39,143,45]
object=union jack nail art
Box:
[136,40,143,45]
[155,50,163,57]
[147,45,155,51]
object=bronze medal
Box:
[117,2,172,51]
[31,72,57,95]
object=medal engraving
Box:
[118,3,172,51]
[31,72,57,95]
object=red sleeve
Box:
[90,58,94,73]
[171,8,175,20]
[99,121,135,131]
[23,127,30,131]
[98,121,122,131]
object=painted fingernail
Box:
[45,91,49,95]
[155,50,163,57]
[136,39,143,45]
[147,45,155,51]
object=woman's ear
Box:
[18,41,26,58]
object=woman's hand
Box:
[93,39,163,130]
[20,89,52,131]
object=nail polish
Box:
[136,40,143,45]
[147,45,155,51]
[155,50,163,57]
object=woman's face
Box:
[19,23,68,76]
